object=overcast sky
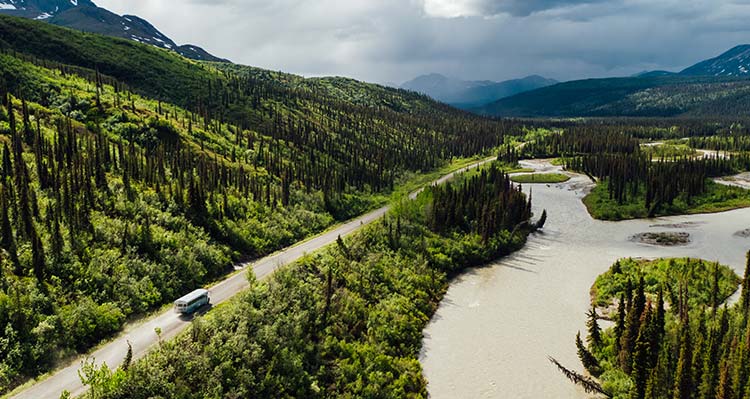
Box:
[95,0,750,85]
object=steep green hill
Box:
[0,15,527,394]
[479,74,750,118]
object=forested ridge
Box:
[77,163,536,399]
[479,74,750,118]
[561,255,750,399]
[0,15,533,394]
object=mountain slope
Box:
[0,0,228,62]
[478,74,750,117]
[478,44,750,118]
[0,0,94,19]
[401,73,556,108]
[681,44,750,77]
[50,8,176,49]
[176,44,227,62]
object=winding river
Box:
[420,159,750,399]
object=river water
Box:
[419,159,750,399]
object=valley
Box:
[1,2,750,399]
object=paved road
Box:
[11,156,495,399]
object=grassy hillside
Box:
[0,14,211,106]
[0,16,526,394]
[479,75,750,117]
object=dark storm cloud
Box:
[473,0,610,17]
[94,0,750,85]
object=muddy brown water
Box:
[420,160,750,399]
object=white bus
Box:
[174,289,210,314]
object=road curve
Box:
[10,156,496,399]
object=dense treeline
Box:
[689,135,750,152]
[567,154,740,210]
[428,165,531,243]
[564,256,750,399]
[513,128,640,160]
[506,120,750,161]
[502,125,750,219]
[78,164,536,399]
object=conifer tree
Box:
[711,262,720,313]
[615,293,626,353]
[644,346,670,399]
[535,209,547,229]
[1,143,12,182]
[336,235,351,260]
[620,282,644,374]
[0,187,19,274]
[673,319,693,399]
[576,331,602,377]
[654,289,665,340]
[632,303,655,399]
[691,315,707,397]
[30,228,46,282]
[586,306,602,348]
[49,206,63,258]
[715,359,733,399]
[741,251,750,320]
[122,341,132,371]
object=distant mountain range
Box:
[479,45,750,118]
[0,0,228,62]
[400,73,557,109]
[680,45,750,77]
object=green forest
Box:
[501,124,750,220]
[76,163,536,399]
[559,255,750,399]
[0,15,533,394]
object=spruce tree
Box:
[1,143,12,182]
[715,359,733,399]
[691,315,707,398]
[654,289,665,340]
[615,293,626,353]
[30,228,46,282]
[631,304,654,399]
[586,306,602,347]
[50,206,64,258]
[535,209,547,229]
[711,262,720,313]
[0,187,19,274]
[122,341,133,371]
[576,331,602,377]
[620,286,643,374]
[644,346,670,399]
[742,251,750,320]
[673,316,693,399]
